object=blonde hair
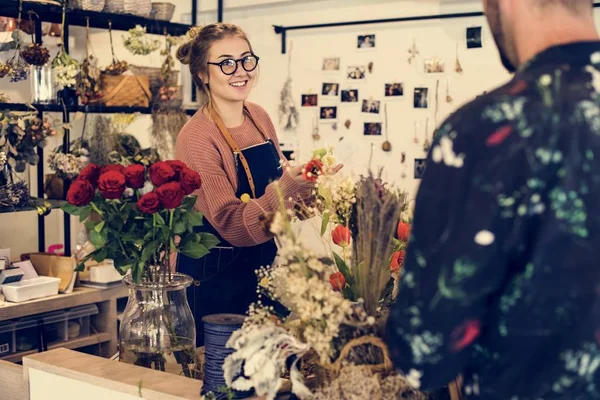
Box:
[176,23,254,107]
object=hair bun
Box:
[176,40,193,65]
[188,26,204,39]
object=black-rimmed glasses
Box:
[207,55,260,75]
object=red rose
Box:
[302,159,324,182]
[450,320,481,353]
[138,192,161,214]
[397,221,411,243]
[67,179,95,206]
[329,272,346,292]
[123,164,146,189]
[389,250,405,274]
[101,164,125,175]
[331,224,351,248]
[166,160,187,179]
[156,181,184,209]
[149,161,176,187]
[180,167,201,195]
[98,171,126,200]
[77,163,101,187]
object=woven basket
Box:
[129,64,178,98]
[150,2,175,21]
[104,0,151,16]
[98,74,151,107]
[315,336,393,387]
[70,0,106,11]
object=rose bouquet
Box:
[62,160,219,283]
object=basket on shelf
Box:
[150,2,175,21]
[129,64,178,100]
[98,74,151,107]
[104,0,152,17]
[69,0,106,11]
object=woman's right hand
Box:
[285,165,315,188]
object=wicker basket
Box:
[129,64,178,99]
[150,2,175,21]
[98,74,151,107]
[104,0,151,16]
[69,0,106,11]
[315,336,393,387]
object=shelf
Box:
[0,103,199,116]
[0,0,191,36]
[0,198,65,215]
[0,332,112,363]
[0,286,129,321]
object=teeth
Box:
[230,81,247,87]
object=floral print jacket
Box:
[387,42,600,399]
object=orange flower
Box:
[397,221,411,242]
[331,224,352,247]
[389,250,405,274]
[329,272,346,292]
[302,159,324,182]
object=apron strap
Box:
[208,104,272,199]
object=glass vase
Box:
[30,64,54,104]
[119,272,201,379]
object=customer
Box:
[387,1,600,398]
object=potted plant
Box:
[62,160,219,377]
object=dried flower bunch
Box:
[6,53,29,82]
[0,92,8,103]
[78,55,102,104]
[52,50,80,88]
[20,43,50,66]
[48,151,83,180]
[0,181,30,210]
[123,25,161,56]
[103,59,129,76]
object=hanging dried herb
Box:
[122,25,161,56]
[103,21,128,76]
[150,110,189,159]
[77,18,101,105]
[87,115,118,166]
[21,43,50,66]
[277,43,299,131]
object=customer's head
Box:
[483,0,595,72]
[177,23,258,107]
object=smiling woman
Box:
[174,24,320,346]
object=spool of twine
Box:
[201,314,252,399]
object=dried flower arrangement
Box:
[103,21,128,76]
[0,180,30,210]
[21,43,51,66]
[123,25,161,56]
[48,151,83,180]
[52,50,79,89]
[151,110,188,159]
[77,18,101,105]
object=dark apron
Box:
[177,106,283,346]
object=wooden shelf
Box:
[0,0,191,36]
[0,286,129,322]
[0,199,65,215]
[0,103,199,116]
[0,332,111,363]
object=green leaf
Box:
[320,211,330,236]
[93,248,108,263]
[173,221,187,235]
[134,262,145,284]
[186,211,205,228]
[94,221,105,233]
[62,203,82,216]
[180,242,209,259]
[333,252,355,286]
[181,196,196,211]
[89,230,107,249]
[75,262,86,272]
[141,241,160,263]
[342,287,356,301]
[198,233,220,250]
[78,206,92,222]
[85,220,97,231]
[155,212,166,226]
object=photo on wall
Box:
[415,158,427,179]
[385,83,404,97]
[466,26,483,49]
[362,99,381,114]
[320,106,338,120]
[341,89,359,103]
[347,66,367,81]
[414,88,429,109]
[322,83,340,97]
[357,34,376,49]
[424,57,445,74]
[364,122,382,136]
[301,94,318,107]
[322,57,340,72]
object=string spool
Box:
[201,314,251,399]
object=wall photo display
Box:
[414,158,427,179]
[347,65,367,81]
[385,83,404,97]
[320,106,338,120]
[414,88,429,109]
[322,83,340,97]
[364,122,382,136]
[322,57,340,72]
[357,34,376,50]
[301,94,318,107]
[466,26,483,49]
[362,99,381,114]
[341,89,359,103]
